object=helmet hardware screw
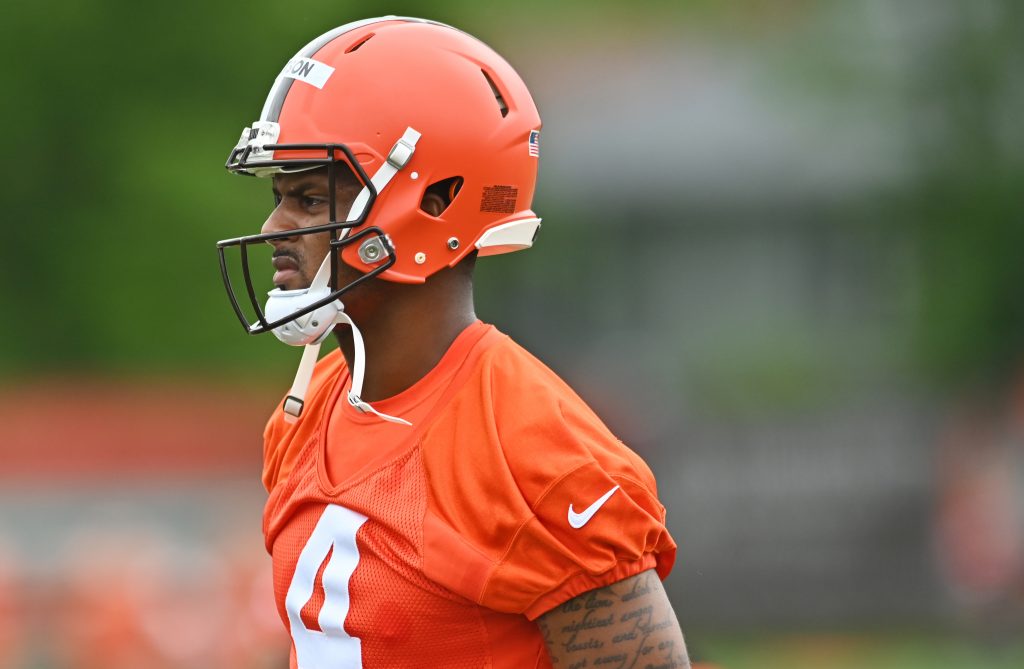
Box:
[447,237,460,250]
[414,252,427,264]
[311,320,319,327]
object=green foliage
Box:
[2,0,1020,394]
[0,0,694,379]
[905,1,1024,385]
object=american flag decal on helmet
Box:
[528,130,540,157]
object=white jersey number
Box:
[285,504,368,668]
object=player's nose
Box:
[261,204,298,240]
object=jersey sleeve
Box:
[420,340,676,620]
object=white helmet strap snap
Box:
[345,126,421,225]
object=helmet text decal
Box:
[281,56,335,89]
[480,185,519,214]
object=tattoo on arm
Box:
[536,569,690,669]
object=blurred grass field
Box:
[700,632,1024,669]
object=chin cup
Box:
[261,285,341,346]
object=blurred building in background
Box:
[1,0,1022,667]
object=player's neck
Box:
[333,279,476,403]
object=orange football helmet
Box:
[217,16,543,337]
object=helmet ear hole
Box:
[421,177,463,216]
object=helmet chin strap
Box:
[335,310,412,425]
[281,280,411,426]
[279,255,338,420]
[278,127,421,425]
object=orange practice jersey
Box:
[262,322,677,668]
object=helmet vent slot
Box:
[346,33,375,53]
[481,70,509,118]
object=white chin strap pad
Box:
[264,254,339,346]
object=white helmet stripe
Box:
[259,16,452,123]
[259,17,389,122]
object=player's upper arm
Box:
[537,569,690,669]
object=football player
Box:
[216,16,689,668]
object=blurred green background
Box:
[1,0,1022,384]
[1,1,1022,667]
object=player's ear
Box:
[420,191,447,217]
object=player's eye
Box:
[301,195,326,209]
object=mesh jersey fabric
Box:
[262,321,677,668]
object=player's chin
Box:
[273,276,313,292]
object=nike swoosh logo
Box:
[567,485,620,529]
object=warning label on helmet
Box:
[480,185,518,214]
